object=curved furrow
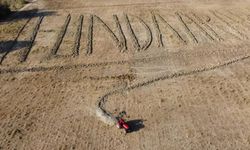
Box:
[133,15,153,51]
[96,52,250,125]
[156,13,187,44]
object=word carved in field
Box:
[1,11,250,65]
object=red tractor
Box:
[116,111,130,133]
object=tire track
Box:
[151,12,164,47]
[0,55,166,74]
[50,14,71,56]
[156,13,186,44]
[176,12,198,44]
[190,12,223,41]
[72,15,84,56]
[86,74,135,81]
[181,13,214,41]
[96,52,250,125]
[211,11,248,40]
[19,16,44,62]
[0,18,32,65]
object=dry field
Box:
[1,0,250,149]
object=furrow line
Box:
[72,15,84,56]
[0,55,167,74]
[134,16,153,50]
[151,12,164,47]
[176,12,198,44]
[0,18,31,64]
[191,12,223,41]
[124,14,141,51]
[156,13,186,44]
[19,16,44,62]
[86,15,93,55]
[113,15,127,52]
[50,14,71,56]
[211,11,248,40]
[94,15,123,50]
[181,13,214,41]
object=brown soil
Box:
[1,0,250,149]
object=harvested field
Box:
[1,0,250,149]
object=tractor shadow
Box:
[0,40,31,54]
[126,119,144,133]
[0,9,56,22]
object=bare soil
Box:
[1,0,250,149]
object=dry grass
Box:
[0,21,23,34]
[0,0,26,11]
[0,0,26,19]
